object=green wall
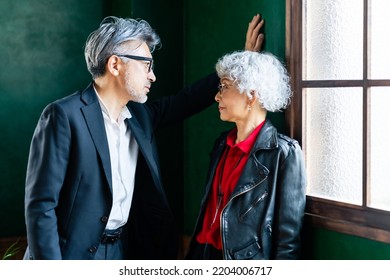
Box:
[302,226,390,260]
[0,0,186,237]
[0,0,104,237]
[182,0,390,260]
[125,0,186,231]
[2,0,390,260]
[183,0,287,234]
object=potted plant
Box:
[2,240,21,260]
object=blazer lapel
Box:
[125,115,160,181]
[80,84,113,192]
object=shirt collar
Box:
[226,120,265,154]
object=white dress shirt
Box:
[95,88,139,230]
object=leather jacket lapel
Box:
[231,155,269,197]
[231,120,277,195]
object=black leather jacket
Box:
[187,120,306,260]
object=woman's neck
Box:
[235,112,266,144]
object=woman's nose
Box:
[215,91,221,102]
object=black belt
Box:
[101,227,123,244]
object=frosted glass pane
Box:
[369,0,390,79]
[303,0,363,80]
[369,87,390,210]
[306,88,362,204]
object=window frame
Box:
[286,0,390,243]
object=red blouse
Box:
[196,121,265,249]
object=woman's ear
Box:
[248,90,258,106]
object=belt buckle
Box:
[101,228,122,244]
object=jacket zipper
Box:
[239,191,268,221]
[219,175,267,259]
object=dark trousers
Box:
[94,239,124,260]
[189,241,223,260]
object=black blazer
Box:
[24,73,218,260]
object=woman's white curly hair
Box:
[215,51,292,112]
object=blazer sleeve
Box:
[24,102,71,260]
[147,72,219,129]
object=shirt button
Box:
[101,216,108,223]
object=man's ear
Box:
[106,55,120,76]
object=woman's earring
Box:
[247,105,252,111]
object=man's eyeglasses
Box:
[115,54,154,73]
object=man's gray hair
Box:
[84,16,161,79]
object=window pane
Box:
[369,0,390,79]
[369,87,390,210]
[305,88,363,204]
[303,0,363,80]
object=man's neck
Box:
[94,80,127,122]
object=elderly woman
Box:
[186,51,307,260]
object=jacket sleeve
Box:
[147,72,219,129]
[24,103,70,260]
[273,141,307,259]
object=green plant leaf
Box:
[2,240,22,260]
